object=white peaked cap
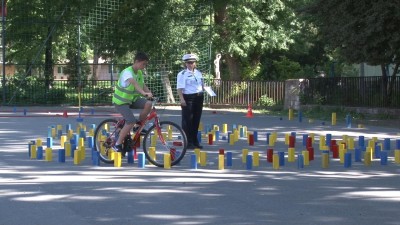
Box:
[182,53,199,62]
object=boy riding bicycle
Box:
[112,52,153,154]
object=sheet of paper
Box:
[204,86,216,97]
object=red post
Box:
[219,149,225,155]
[332,145,339,158]
[289,136,295,148]
[249,134,254,146]
[267,148,273,163]
[307,147,314,161]
[306,137,312,148]
[208,133,213,145]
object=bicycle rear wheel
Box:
[94,118,119,164]
[142,121,187,167]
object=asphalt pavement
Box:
[0,106,399,225]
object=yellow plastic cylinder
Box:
[288,109,294,120]
[45,148,52,162]
[31,145,37,159]
[253,151,259,167]
[36,139,42,146]
[332,112,337,125]
[60,136,67,148]
[242,149,249,163]
[149,147,156,161]
[288,148,295,162]
[74,151,81,165]
[285,133,290,145]
[273,153,280,169]
[395,150,400,164]
[200,151,207,166]
[79,146,85,160]
[302,150,309,166]
[364,152,371,166]
[218,154,224,170]
[229,134,235,145]
[322,153,329,168]
[114,152,122,167]
[222,124,228,133]
[319,136,326,149]
[64,142,71,157]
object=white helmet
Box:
[182,53,199,62]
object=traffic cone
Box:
[62,110,68,118]
[246,104,253,118]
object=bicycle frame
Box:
[130,100,166,148]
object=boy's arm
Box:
[127,77,151,96]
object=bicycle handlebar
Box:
[147,96,159,102]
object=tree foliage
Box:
[304,0,400,106]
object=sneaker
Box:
[112,144,123,152]
[194,144,203,149]
[187,143,196,149]
[112,144,126,157]
[140,129,148,135]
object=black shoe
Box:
[112,144,123,152]
[187,143,196,149]
[194,144,203,149]
[140,129,148,135]
[112,144,125,157]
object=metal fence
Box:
[301,76,400,108]
[2,76,399,108]
[0,78,286,107]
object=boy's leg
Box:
[115,104,136,146]
[131,97,152,122]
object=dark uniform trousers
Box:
[181,92,204,146]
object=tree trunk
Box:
[387,63,399,107]
[44,26,53,90]
[214,1,241,80]
[160,62,175,103]
[225,54,241,81]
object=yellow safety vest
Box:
[112,67,144,105]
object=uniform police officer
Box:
[177,53,204,149]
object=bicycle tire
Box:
[142,121,188,167]
[94,118,119,164]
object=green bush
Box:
[256,95,276,107]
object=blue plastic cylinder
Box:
[58,149,65,163]
[226,152,233,167]
[37,146,43,160]
[278,151,285,166]
[190,154,197,169]
[358,136,365,147]
[246,155,252,170]
[326,134,332,147]
[297,154,304,169]
[138,153,145,168]
[344,152,352,168]
[380,151,388,165]
[355,148,362,162]
[127,151,134,164]
[374,145,381,159]
[46,137,53,148]
[383,138,391,150]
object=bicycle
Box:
[93,97,188,167]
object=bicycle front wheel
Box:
[94,118,119,164]
[142,121,188,167]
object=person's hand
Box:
[143,92,153,98]
[180,99,186,106]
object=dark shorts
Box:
[114,97,148,124]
